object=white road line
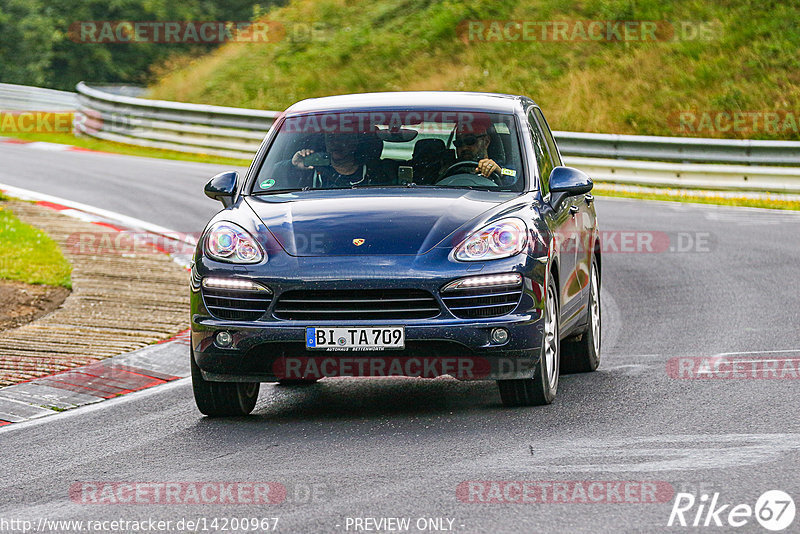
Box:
[0,182,197,245]
[24,141,73,151]
[715,349,800,356]
[709,358,800,365]
[0,377,191,433]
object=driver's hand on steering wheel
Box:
[476,158,501,178]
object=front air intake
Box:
[441,274,523,319]
[201,278,272,321]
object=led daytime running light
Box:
[443,273,523,292]
[202,277,271,292]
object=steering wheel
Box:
[439,160,502,181]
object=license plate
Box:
[305,327,405,351]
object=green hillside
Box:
[148,0,800,139]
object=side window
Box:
[533,108,562,167]
[527,110,555,194]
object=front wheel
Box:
[560,256,601,374]
[191,348,260,416]
[497,275,559,407]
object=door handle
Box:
[569,205,579,215]
[584,194,594,204]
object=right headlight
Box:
[454,217,528,262]
[203,222,265,264]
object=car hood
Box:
[245,188,520,256]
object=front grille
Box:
[273,289,440,320]
[202,285,272,321]
[441,283,523,319]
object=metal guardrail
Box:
[0,83,78,111]
[563,156,800,194]
[75,82,276,160]
[555,131,800,166]
[75,82,800,167]
[4,82,798,191]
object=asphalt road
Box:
[0,143,247,230]
[1,143,800,533]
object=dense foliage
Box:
[0,0,279,90]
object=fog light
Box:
[490,328,509,345]
[216,331,233,347]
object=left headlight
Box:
[204,221,265,264]
[454,217,528,261]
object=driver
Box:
[453,117,502,178]
[289,132,391,188]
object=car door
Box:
[526,109,578,324]
[533,107,594,328]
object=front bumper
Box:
[190,252,547,382]
[192,313,544,382]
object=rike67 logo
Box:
[668,490,795,530]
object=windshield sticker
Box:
[501,168,517,177]
[260,179,276,188]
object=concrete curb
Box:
[0,331,190,424]
[0,185,195,425]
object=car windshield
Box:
[252,110,525,194]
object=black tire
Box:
[497,275,560,407]
[276,379,319,386]
[191,348,260,416]
[560,256,601,374]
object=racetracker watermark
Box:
[448,230,714,256]
[68,21,330,44]
[456,481,674,504]
[63,230,714,257]
[69,482,286,505]
[65,231,197,256]
[669,110,800,136]
[566,231,712,255]
[272,356,510,380]
[0,111,76,133]
[667,355,800,379]
[457,20,721,43]
[279,111,506,135]
[65,230,327,256]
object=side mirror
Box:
[548,166,593,208]
[204,171,238,208]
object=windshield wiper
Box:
[416,185,501,192]
[349,184,406,189]
[252,187,310,195]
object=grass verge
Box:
[0,199,72,288]
[0,132,252,168]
